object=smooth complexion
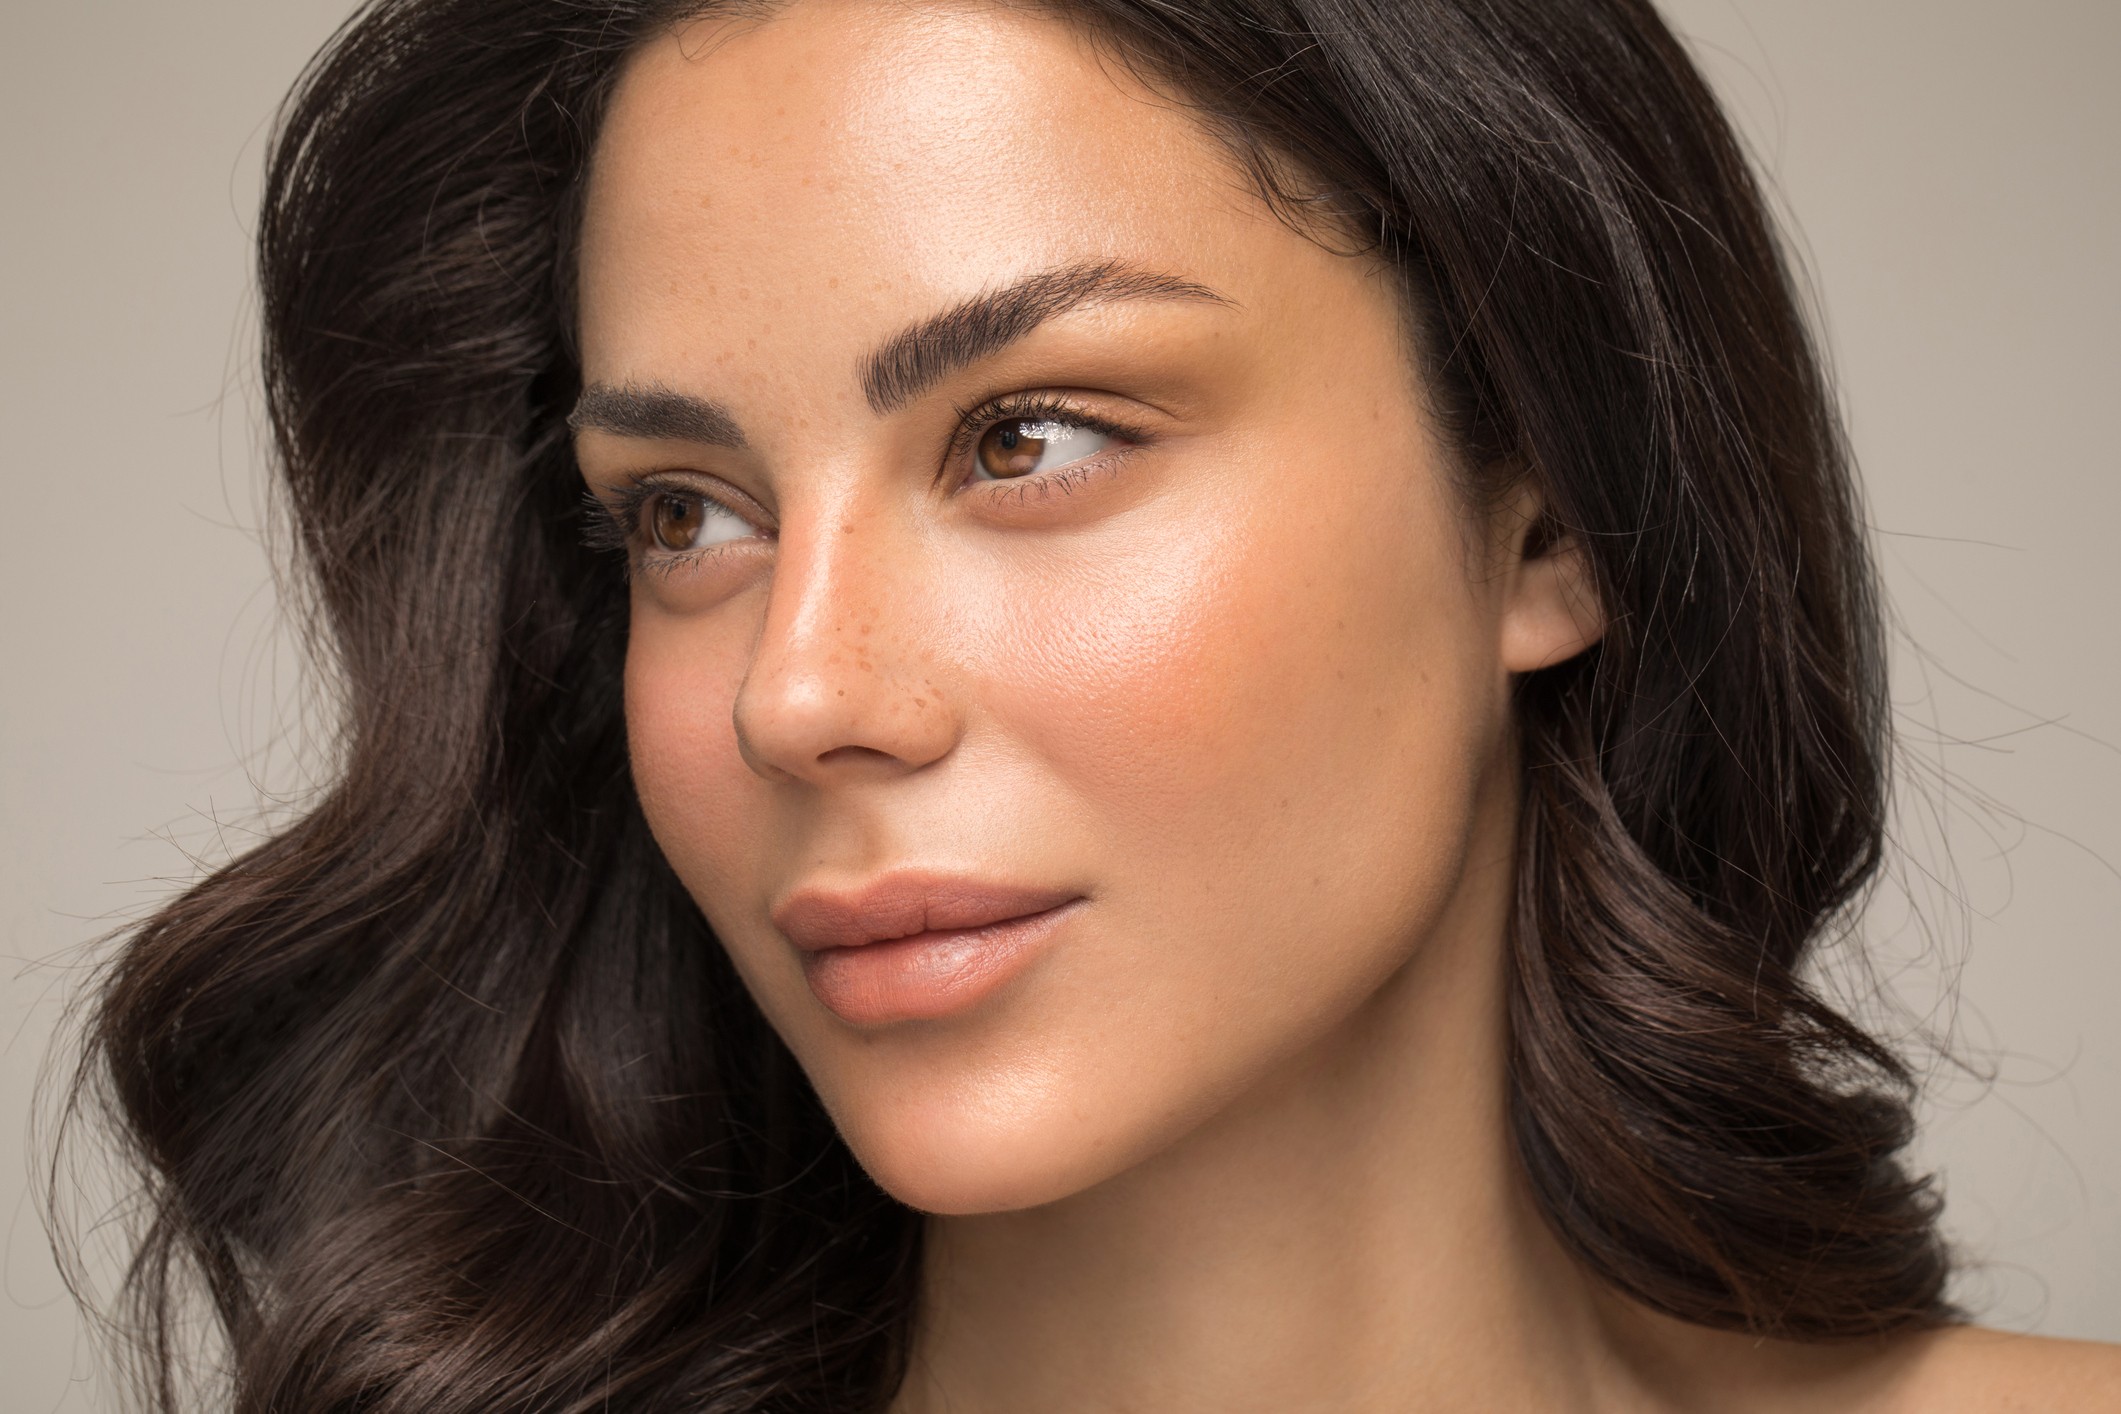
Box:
[571,3,2120,1409]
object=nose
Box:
[731,505,962,785]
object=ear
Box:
[1495,480,1604,673]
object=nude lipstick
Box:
[772,872,1082,1025]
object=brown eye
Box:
[976,419,1049,479]
[970,417,1116,483]
[633,486,758,556]
[649,491,707,551]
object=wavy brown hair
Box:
[66,0,1952,1408]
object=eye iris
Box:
[977,419,1048,479]
[650,493,706,551]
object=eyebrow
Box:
[860,260,1229,414]
[568,260,1230,441]
[567,382,747,447]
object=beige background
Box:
[3,0,2115,1406]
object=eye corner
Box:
[579,484,642,556]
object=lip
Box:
[772,872,1083,1025]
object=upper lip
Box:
[771,870,1080,952]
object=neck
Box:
[889,801,1654,1414]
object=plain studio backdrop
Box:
[3,1,2115,1406]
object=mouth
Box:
[772,872,1085,1025]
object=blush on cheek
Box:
[979,494,1467,836]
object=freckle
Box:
[837,689,845,697]
[842,522,856,534]
[801,175,813,186]
[1336,669,1346,680]
[828,276,840,289]
[747,338,757,350]
[1278,798,1289,809]
[1312,876,1323,887]
[861,624,873,635]
[1335,619,1345,630]
[698,193,713,209]
[737,288,750,301]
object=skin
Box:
[571,2,2121,1409]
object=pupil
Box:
[655,495,699,549]
[998,426,1020,450]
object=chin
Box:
[817,1063,1150,1216]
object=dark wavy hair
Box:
[66,0,1954,1408]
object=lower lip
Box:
[800,900,1083,1026]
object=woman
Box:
[75,0,2120,1409]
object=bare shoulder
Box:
[1885,1326,2121,1412]
[1592,1294,2120,1413]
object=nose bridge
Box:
[733,490,956,781]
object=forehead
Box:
[577,0,1279,380]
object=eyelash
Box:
[579,479,760,585]
[944,391,1146,496]
[583,392,1147,570]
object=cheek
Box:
[623,600,766,908]
[979,452,1496,918]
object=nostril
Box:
[816,744,899,767]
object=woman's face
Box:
[574,0,1590,1213]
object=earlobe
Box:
[1497,501,1605,674]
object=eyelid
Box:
[944,391,1148,488]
